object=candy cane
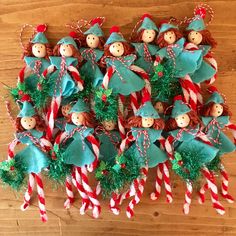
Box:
[72,167,91,214]
[21,173,35,211]
[220,165,234,203]
[109,193,120,215]
[202,166,225,215]
[179,75,198,111]
[162,161,173,203]
[198,182,208,204]
[225,123,236,144]
[118,94,126,140]
[126,166,148,218]
[35,173,48,222]
[80,166,101,218]
[64,176,75,209]
[7,139,19,160]
[205,54,217,85]
[183,181,193,215]
[150,163,162,200]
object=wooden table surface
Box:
[0,0,236,235]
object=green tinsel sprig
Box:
[95,153,141,198]
[0,159,26,191]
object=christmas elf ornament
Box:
[80,17,105,88]
[10,24,52,109]
[131,14,159,77]
[200,86,236,203]
[44,31,84,140]
[165,95,225,215]
[53,99,101,217]
[0,101,53,222]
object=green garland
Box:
[94,87,118,122]
[171,151,202,182]
[0,159,26,191]
[95,153,141,198]
[47,145,72,185]
[9,76,50,109]
[151,61,182,102]
[206,154,221,172]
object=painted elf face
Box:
[109,42,124,57]
[86,34,100,49]
[61,104,71,118]
[164,30,176,44]
[188,31,203,45]
[142,29,156,43]
[175,113,190,128]
[60,44,73,57]
[210,103,223,117]
[20,116,36,130]
[154,102,164,114]
[71,112,85,126]
[102,120,116,131]
[32,43,46,58]
[142,117,154,128]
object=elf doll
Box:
[80,17,105,88]
[44,32,84,140]
[12,24,52,108]
[200,86,236,203]
[165,96,225,215]
[131,14,159,77]
[54,99,101,218]
[185,6,217,85]
[155,22,202,110]
[101,26,149,139]
[0,101,52,222]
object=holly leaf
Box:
[174,152,182,161]
[112,164,121,172]
[95,90,103,99]
[17,82,26,91]
[0,159,15,171]
[104,89,113,97]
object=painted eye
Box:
[30,119,32,121]
[216,106,218,108]
[24,120,26,122]
[92,37,95,40]
[118,44,120,46]
[88,37,90,39]
[113,45,115,48]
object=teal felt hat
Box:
[18,102,36,117]
[105,26,126,45]
[137,14,158,32]
[136,101,160,119]
[158,23,178,35]
[31,24,49,44]
[84,18,104,37]
[171,96,191,118]
[186,15,205,31]
[57,35,78,50]
[206,92,224,104]
[69,99,90,114]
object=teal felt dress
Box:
[97,130,121,163]
[126,128,167,168]
[24,57,50,91]
[62,124,95,167]
[80,48,104,87]
[202,116,235,155]
[105,55,145,96]
[169,126,219,165]
[156,38,202,78]
[189,45,216,83]
[48,57,80,97]
[132,43,159,76]
[15,130,49,174]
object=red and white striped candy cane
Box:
[80,166,101,218]
[183,181,193,215]
[72,167,91,214]
[34,173,48,222]
[225,123,236,144]
[220,164,234,203]
[126,166,148,218]
[205,53,217,85]
[150,163,163,200]
[162,161,173,203]
[198,182,208,204]
[201,166,225,215]
[179,75,199,111]
[64,176,75,209]
[21,173,35,211]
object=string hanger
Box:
[19,24,35,50]
[169,3,214,27]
